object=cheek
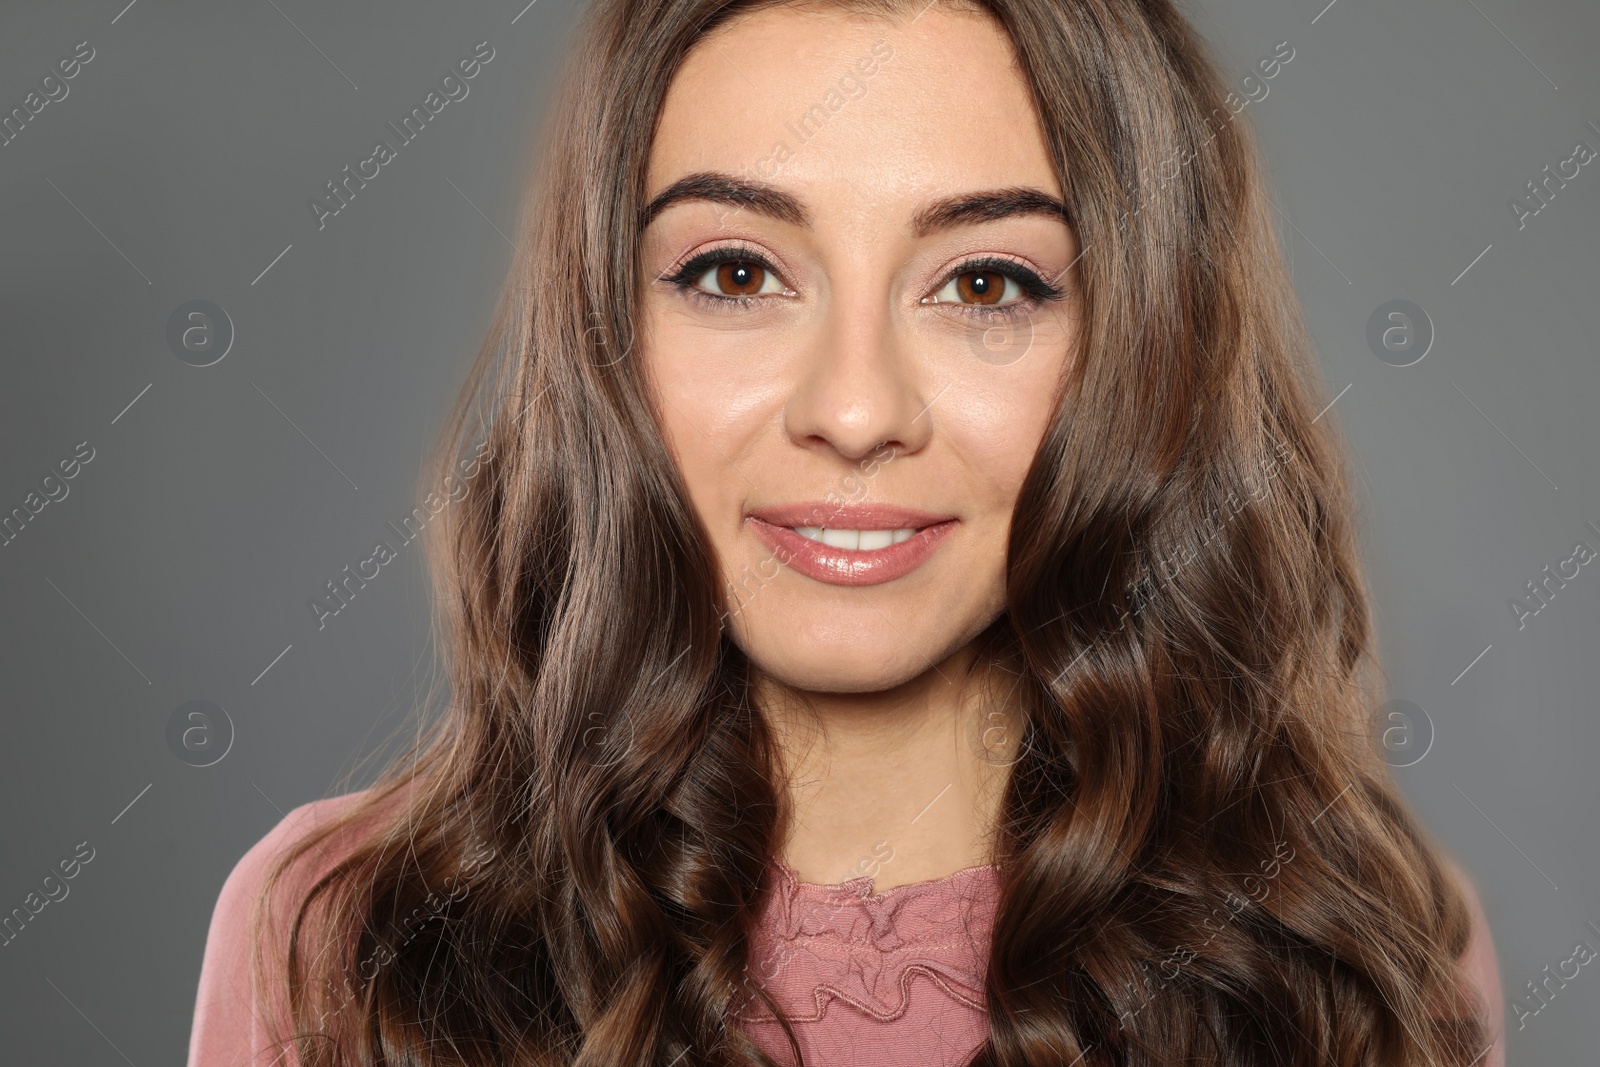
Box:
[641,315,788,536]
[927,293,1075,485]
[644,303,793,426]
[938,355,1067,507]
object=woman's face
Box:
[640,4,1080,694]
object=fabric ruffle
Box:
[732,857,1000,1024]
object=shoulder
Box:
[229,791,370,884]
[187,789,379,1067]
[1440,853,1504,1067]
[210,790,377,945]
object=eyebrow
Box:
[642,172,810,228]
[641,171,1070,236]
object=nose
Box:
[782,289,935,463]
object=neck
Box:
[754,639,1023,892]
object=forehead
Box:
[646,5,1062,208]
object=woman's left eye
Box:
[927,268,1027,307]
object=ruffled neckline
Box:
[732,856,1001,1023]
[773,856,999,898]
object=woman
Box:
[188,1,1504,1065]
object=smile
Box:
[745,503,958,586]
[789,527,919,549]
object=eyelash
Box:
[658,246,1067,318]
[660,242,787,313]
[928,255,1067,320]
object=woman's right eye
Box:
[662,247,793,305]
[687,258,787,298]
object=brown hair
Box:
[257,1,1492,1064]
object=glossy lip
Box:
[745,502,958,587]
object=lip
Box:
[745,501,958,587]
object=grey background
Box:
[0,0,1594,1062]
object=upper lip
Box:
[745,502,957,530]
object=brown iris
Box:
[715,260,766,296]
[954,269,1006,305]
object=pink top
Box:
[735,857,997,1066]
[186,792,997,1067]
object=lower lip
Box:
[746,517,957,587]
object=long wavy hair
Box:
[257,1,1492,1064]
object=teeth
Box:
[790,527,919,549]
[820,528,858,549]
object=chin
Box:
[745,643,937,695]
[727,593,1004,696]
